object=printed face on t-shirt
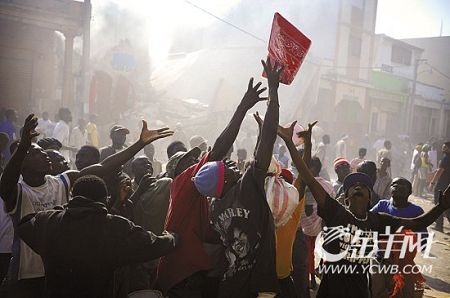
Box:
[231,227,250,259]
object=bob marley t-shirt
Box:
[210,162,279,298]
[316,195,401,298]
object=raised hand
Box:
[240,78,268,110]
[139,120,174,145]
[277,121,297,144]
[118,179,132,204]
[297,120,318,143]
[438,184,450,209]
[20,114,39,149]
[253,111,263,130]
[261,57,284,90]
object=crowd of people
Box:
[0,58,449,298]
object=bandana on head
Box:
[194,161,225,197]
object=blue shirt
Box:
[370,199,424,218]
[371,199,428,251]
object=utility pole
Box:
[406,58,426,137]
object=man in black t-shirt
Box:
[193,59,283,298]
[277,122,450,298]
[429,141,450,231]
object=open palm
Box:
[140,120,174,144]
[277,121,297,143]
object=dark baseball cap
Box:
[110,125,130,135]
[343,172,373,193]
[166,147,201,178]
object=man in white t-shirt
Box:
[0,114,174,296]
[52,108,72,162]
[70,118,88,163]
[36,112,55,139]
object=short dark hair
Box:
[72,175,108,203]
[357,161,377,181]
[444,141,450,147]
[79,145,100,162]
[167,141,187,159]
[359,147,367,157]
[393,177,412,195]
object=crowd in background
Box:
[0,59,449,298]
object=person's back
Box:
[18,176,177,298]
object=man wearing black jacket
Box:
[17,175,178,298]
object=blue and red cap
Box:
[194,161,225,198]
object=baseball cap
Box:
[333,157,350,170]
[343,172,373,193]
[189,135,207,149]
[110,125,130,135]
[193,161,225,198]
[166,147,201,178]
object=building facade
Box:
[0,0,90,116]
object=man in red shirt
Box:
[157,73,268,297]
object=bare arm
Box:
[296,121,317,198]
[428,168,444,190]
[278,121,328,209]
[253,111,264,158]
[401,185,450,231]
[209,78,267,161]
[254,59,283,172]
[66,122,173,185]
[0,115,39,212]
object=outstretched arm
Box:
[253,111,264,158]
[255,114,317,199]
[66,121,174,185]
[209,78,267,161]
[254,58,283,172]
[278,121,328,209]
[0,114,39,212]
[400,185,450,231]
[295,121,317,198]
